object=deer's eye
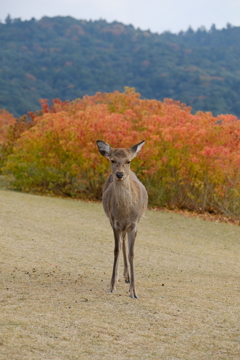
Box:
[126,160,131,164]
[111,160,116,164]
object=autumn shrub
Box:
[0,110,36,173]
[0,109,17,171]
[3,89,240,216]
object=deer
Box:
[96,140,148,298]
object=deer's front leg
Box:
[122,233,130,283]
[110,228,121,293]
[128,226,138,299]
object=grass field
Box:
[0,188,240,359]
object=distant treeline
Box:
[0,15,240,117]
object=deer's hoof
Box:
[125,280,130,283]
[130,294,138,299]
[109,289,116,293]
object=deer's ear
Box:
[129,140,145,159]
[96,140,112,159]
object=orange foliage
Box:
[0,109,16,145]
[3,89,240,216]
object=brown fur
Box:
[96,140,148,298]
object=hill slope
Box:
[0,189,240,359]
[0,16,240,117]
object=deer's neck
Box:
[113,176,135,209]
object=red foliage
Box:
[0,109,16,145]
[3,89,240,216]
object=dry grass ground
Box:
[0,188,240,359]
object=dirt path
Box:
[0,189,240,359]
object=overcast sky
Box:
[1,0,239,34]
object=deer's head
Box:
[96,140,145,181]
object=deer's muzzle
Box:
[116,172,124,180]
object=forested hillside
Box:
[0,15,240,117]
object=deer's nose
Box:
[116,172,124,180]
